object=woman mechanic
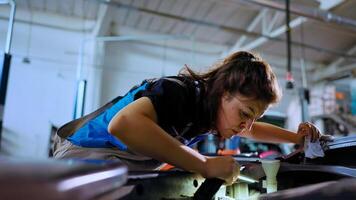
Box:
[54,51,330,185]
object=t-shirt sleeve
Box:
[140,78,192,126]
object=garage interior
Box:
[0,0,356,199]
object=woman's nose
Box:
[239,119,255,132]
[246,119,255,131]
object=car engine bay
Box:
[120,135,356,200]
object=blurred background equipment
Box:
[0,0,355,199]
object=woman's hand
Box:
[297,122,334,144]
[205,156,240,185]
[297,122,320,143]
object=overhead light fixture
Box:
[285,72,294,89]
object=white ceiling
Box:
[5,0,356,81]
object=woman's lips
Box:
[232,128,241,135]
[220,128,242,139]
[223,129,240,139]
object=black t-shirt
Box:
[134,76,210,143]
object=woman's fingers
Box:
[205,156,240,186]
[298,122,321,143]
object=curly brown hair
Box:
[180,51,282,126]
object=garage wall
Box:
[90,38,299,131]
[0,19,83,158]
[100,41,296,115]
[100,41,218,104]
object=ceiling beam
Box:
[91,3,112,37]
[93,0,356,59]
[316,0,345,10]
[236,0,355,29]
[222,8,268,56]
[0,7,95,32]
[238,0,345,51]
[240,16,306,51]
[112,26,229,55]
[312,62,356,83]
[327,44,356,68]
[312,44,356,83]
[265,10,283,33]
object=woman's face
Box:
[216,93,268,139]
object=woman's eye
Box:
[240,111,250,119]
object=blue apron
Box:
[68,81,206,151]
[68,83,148,151]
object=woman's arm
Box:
[240,122,304,144]
[108,97,207,175]
[108,97,239,182]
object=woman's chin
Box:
[221,133,233,139]
[217,129,235,139]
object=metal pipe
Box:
[1,0,16,54]
[295,9,310,122]
[286,0,291,74]
[240,0,356,29]
[0,0,15,149]
[299,25,308,89]
[73,80,87,119]
[95,35,188,42]
[285,0,294,90]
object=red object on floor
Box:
[159,163,175,171]
[217,149,240,156]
